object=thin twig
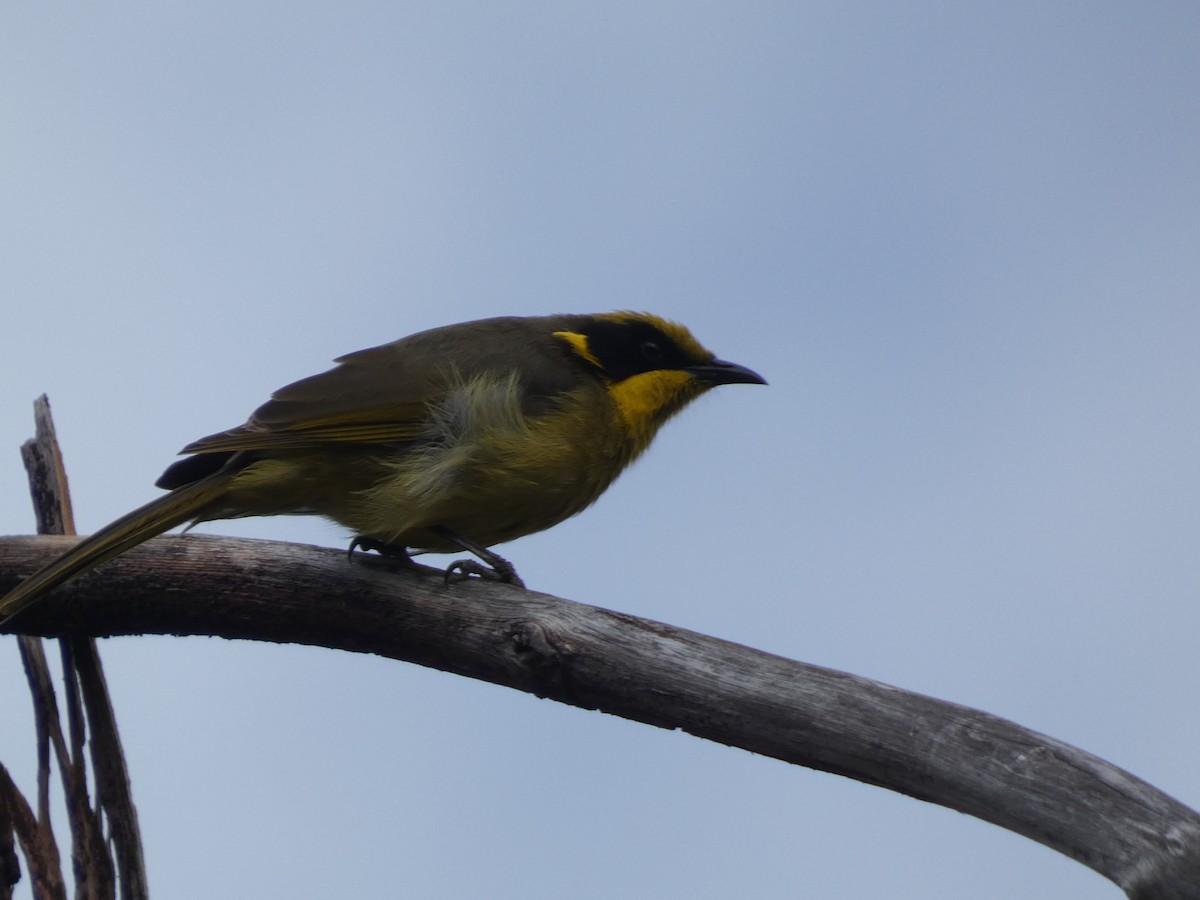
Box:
[15,637,56,830]
[0,763,22,900]
[70,641,147,900]
[19,396,145,900]
[0,762,65,900]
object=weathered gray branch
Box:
[12,395,147,900]
[1,534,1197,899]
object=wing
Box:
[179,316,587,454]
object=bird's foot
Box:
[443,555,526,588]
[432,527,526,589]
[347,536,414,563]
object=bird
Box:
[0,311,765,622]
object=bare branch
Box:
[13,395,145,900]
[15,637,62,830]
[19,396,76,538]
[68,640,147,900]
[1,533,1197,898]
[0,762,65,900]
[0,784,14,900]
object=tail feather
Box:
[0,471,234,623]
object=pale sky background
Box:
[2,4,1199,898]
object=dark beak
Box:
[686,359,767,386]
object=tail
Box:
[0,470,236,624]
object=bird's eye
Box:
[640,340,663,362]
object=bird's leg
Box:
[430,526,526,589]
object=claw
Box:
[349,529,525,588]
[442,557,526,589]
[431,526,526,589]
[348,536,413,563]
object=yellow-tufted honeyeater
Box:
[0,312,765,622]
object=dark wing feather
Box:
[179,315,588,454]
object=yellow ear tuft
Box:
[552,330,602,368]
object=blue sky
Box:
[2,4,1199,898]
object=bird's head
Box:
[553,311,766,447]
